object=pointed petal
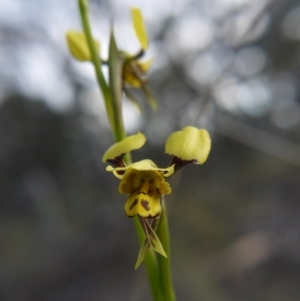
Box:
[142,86,158,111]
[134,216,164,269]
[144,218,167,257]
[165,126,211,164]
[139,59,153,73]
[124,72,143,88]
[134,217,152,269]
[66,31,100,61]
[135,239,151,270]
[124,88,142,113]
[131,7,148,50]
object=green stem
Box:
[78,2,165,300]
[156,197,176,301]
[78,0,114,134]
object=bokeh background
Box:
[1,0,300,300]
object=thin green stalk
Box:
[78,0,114,135]
[156,197,176,301]
[78,1,165,300]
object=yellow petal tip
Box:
[131,7,148,50]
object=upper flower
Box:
[66,7,156,110]
[103,126,211,218]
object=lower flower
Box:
[115,161,172,217]
[102,127,211,268]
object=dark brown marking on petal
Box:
[107,156,126,168]
[148,188,153,197]
[127,49,144,62]
[168,156,195,174]
[138,191,147,195]
[147,180,154,196]
[143,212,159,218]
[117,170,126,175]
[141,199,150,211]
[130,198,138,210]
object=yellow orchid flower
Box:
[65,8,156,110]
[122,58,152,88]
[103,126,211,268]
[106,160,174,217]
[103,126,211,217]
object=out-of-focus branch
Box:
[216,112,300,167]
[233,0,280,48]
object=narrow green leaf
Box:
[108,29,125,142]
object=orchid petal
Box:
[102,133,146,162]
[131,7,148,50]
[165,126,211,164]
[66,31,100,61]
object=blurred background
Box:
[1,0,300,300]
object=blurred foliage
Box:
[1,0,300,300]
